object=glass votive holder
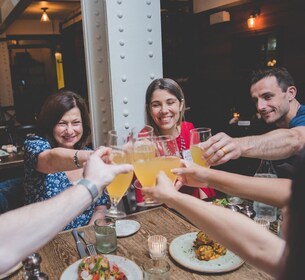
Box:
[254,217,270,230]
[148,235,167,259]
[142,259,170,280]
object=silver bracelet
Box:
[78,179,99,203]
[73,150,81,168]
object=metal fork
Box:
[78,231,97,256]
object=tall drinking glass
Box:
[133,135,180,207]
[190,127,212,167]
[104,130,134,218]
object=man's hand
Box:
[200,132,242,166]
[83,148,133,194]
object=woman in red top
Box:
[135,78,215,202]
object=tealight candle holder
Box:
[254,217,270,230]
[148,235,167,259]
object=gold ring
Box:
[221,147,228,155]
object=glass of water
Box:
[94,218,117,254]
[142,259,170,280]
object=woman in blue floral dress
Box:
[24,90,109,230]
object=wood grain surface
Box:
[10,207,273,280]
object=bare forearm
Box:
[207,169,291,208]
[37,148,92,173]
[167,193,285,277]
[238,128,305,160]
[0,185,91,273]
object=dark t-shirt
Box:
[273,104,305,178]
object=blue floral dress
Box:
[23,135,109,230]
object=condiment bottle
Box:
[253,160,278,222]
[240,205,256,219]
[22,253,49,280]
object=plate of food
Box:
[0,149,9,159]
[60,254,143,280]
[115,220,140,237]
[169,232,244,273]
[0,262,22,279]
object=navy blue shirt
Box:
[274,104,305,178]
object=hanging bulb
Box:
[40,8,50,22]
[247,15,256,29]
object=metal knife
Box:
[72,229,87,258]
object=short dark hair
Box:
[145,78,185,135]
[251,67,295,92]
[36,89,91,149]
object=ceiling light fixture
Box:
[247,8,260,29]
[40,7,50,22]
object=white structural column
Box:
[81,0,163,147]
[0,40,14,106]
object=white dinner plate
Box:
[169,232,244,273]
[0,149,9,158]
[0,262,22,279]
[116,219,140,237]
[137,201,163,208]
[60,255,143,280]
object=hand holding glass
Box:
[104,130,134,218]
[133,135,180,207]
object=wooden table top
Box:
[10,206,272,280]
[0,150,23,170]
[0,150,24,180]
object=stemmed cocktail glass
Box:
[104,130,134,219]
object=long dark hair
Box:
[36,89,91,149]
[145,78,185,135]
[279,147,305,279]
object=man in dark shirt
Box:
[201,67,305,178]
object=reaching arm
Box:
[172,165,291,208]
[142,172,286,278]
[36,147,93,173]
[238,127,305,160]
[201,127,305,166]
[0,148,133,274]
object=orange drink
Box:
[190,127,212,167]
[190,144,210,167]
[107,152,134,204]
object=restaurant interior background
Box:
[1,0,305,175]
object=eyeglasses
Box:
[56,121,82,130]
